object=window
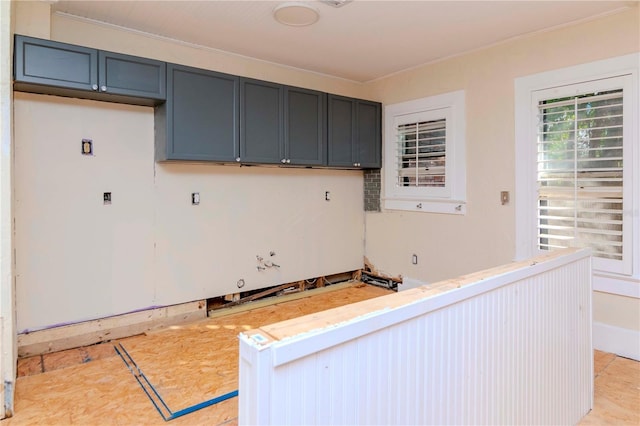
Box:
[537,89,625,264]
[515,54,639,292]
[397,118,446,189]
[384,90,466,214]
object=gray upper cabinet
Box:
[14,35,97,92]
[98,51,165,100]
[14,34,165,105]
[156,64,239,162]
[284,87,326,166]
[327,95,381,168]
[240,78,284,164]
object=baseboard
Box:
[17,300,207,357]
[593,321,640,361]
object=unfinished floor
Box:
[2,283,639,425]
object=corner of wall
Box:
[1,0,16,419]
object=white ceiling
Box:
[51,0,634,83]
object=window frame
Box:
[515,53,639,297]
[383,90,466,214]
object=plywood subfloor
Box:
[3,283,639,425]
[3,283,392,425]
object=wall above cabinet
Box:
[14,35,166,107]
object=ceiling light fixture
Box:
[320,0,353,8]
[273,2,320,27]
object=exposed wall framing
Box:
[207,270,360,313]
[17,301,206,358]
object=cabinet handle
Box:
[286,159,291,164]
[92,84,98,91]
[236,157,241,162]
[100,85,107,92]
[281,159,286,164]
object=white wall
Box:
[363,8,640,346]
[14,92,363,332]
[153,163,362,307]
[14,94,156,331]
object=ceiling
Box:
[51,0,634,83]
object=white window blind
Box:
[396,119,446,188]
[537,89,624,261]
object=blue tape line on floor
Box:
[115,343,239,421]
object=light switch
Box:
[501,191,510,205]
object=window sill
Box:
[383,198,466,215]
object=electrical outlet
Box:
[325,191,331,201]
[103,192,111,205]
[192,192,200,205]
[501,191,510,205]
[81,139,93,155]
[412,254,418,265]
